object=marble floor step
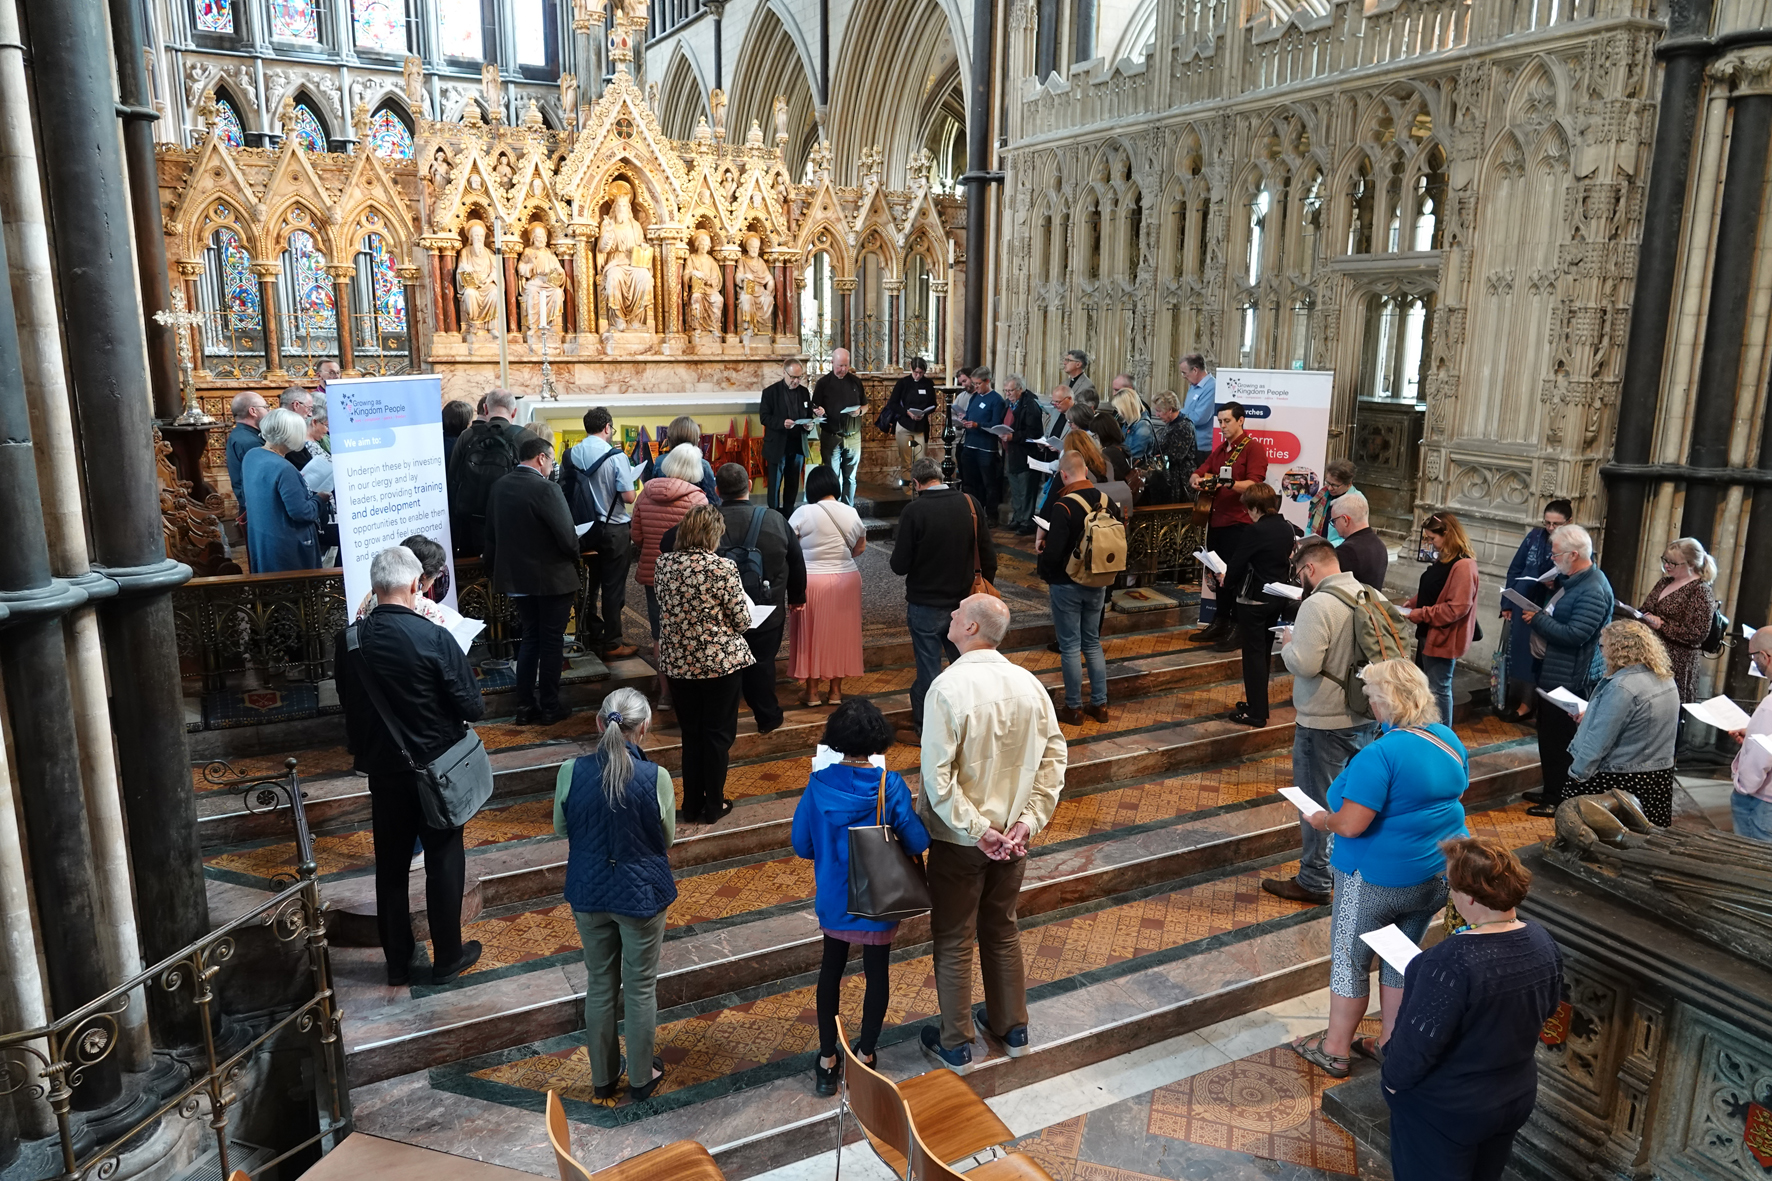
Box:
[351,800,1554,1177]
[333,719,1541,1084]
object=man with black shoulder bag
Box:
[336,545,490,986]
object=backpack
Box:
[716,506,773,605]
[1062,493,1127,588]
[456,423,522,518]
[1701,602,1730,657]
[1315,582,1412,718]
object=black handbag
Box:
[847,768,932,921]
[345,622,494,830]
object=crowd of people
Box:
[308,345,1772,1181]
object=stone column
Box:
[328,264,358,373]
[561,253,577,337]
[399,265,424,371]
[718,246,739,337]
[25,0,207,1060]
[932,279,949,371]
[657,231,684,350]
[253,261,286,378]
[502,244,522,339]
[884,279,904,368]
[835,277,856,353]
[179,263,210,378]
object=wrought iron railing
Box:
[199,310,268,380]
[349,312,411,376]
[1125,504,1204,586]
[0,759,347,1181]
[174,557,602,696]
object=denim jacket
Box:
[1567,663,1679,780]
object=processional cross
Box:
[153,290,214,424]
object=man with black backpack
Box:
[712,463,804,733]
[1268,535,1399,904]
[446,389,536,557]
[1037,451,1125,725]
[561,406,640,660]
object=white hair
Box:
[1551,523,1593,559]
[1336,488,1370,525]
[960,594,1011,647]
[1003,373,1026,394]
[660,442,704,481]
[370,545,424,593]
[486,388,518,415]
[260,407,308,451]
[595,687,654,806]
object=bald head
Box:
[1751,626,1771,656]
[831,348,851,378]
[949,594,1011,652]
[1061,450,1092,484]
[231,390,268,426]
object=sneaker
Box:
[1261,877,1330,905]
[920,1025,973,1073]
[813,1053,841,1097]
[974,1005,1031,1058]
[1084,704,1110,724]
[431,941,483,984]
[1055,705,1084,725]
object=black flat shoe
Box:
[814,1054,841,1097]
[432,941,483,984]
[594,1056,625,1100]
[1521,790,1546,805]
[700,799,734,825]
[629,1057,666,1101]
[1227,709,1267,728]
[1526,804,1557,818]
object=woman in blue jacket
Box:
[242,408,325,572]
[792,699,929,1096]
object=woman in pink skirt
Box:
[789,465,867,705]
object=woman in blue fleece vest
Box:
[792,699,930,1096]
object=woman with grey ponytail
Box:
[555,687,676,1102]
[1638,536,1719,703]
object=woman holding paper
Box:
[1381,836,1563,1181]
[653,505,756,824]
[1291,659,1470,1080]
[1637,536,1718,703]
[1499,499,1570,719]
[1222,483,1300,724]
[1564,620,1680,825]
[789,465,867,705]
[1404,513,1480,726]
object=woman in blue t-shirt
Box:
[1291,659,1470,1079]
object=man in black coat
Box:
[336,544,486,986]
[760,359,814,512]
[890,457,998,735]
[713,463,807,732]
[811,347,868,505]
[446,388,536,556]
[880,356,940,486]
[484,435,581,725]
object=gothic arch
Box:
[826,0,966,187]
[658,44,710,140]
[1106,0,1160,64]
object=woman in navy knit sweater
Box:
[1382,836,1564,1181]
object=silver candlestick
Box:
[154,292,214,425]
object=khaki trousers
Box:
[574,907,668,1089]
[895,424,927,480]
[927,840,1028,1050]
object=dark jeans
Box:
[1007,466,1041,528]
[1536,694,1580,804]
[514,592,574,713]
[1049,581,1107,708]
[1204,522,1250,627]
[1387,1092,1534,1181]
[959,447,1002,519]
[1238,604,1281,720]
[767,452,804,511]
[370,773,466,976]
[1294,721,1379,894]
[670,670,744,820]
[819,431,862,505]
[583,521,632,649]
[907,602,959,727]
[742,620,786,732]
[817,936,891,1058]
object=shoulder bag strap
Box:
[1404,726,1468,771]
[966,496,984,577]
[344,621,422,772]
[876,766,888,825]
[744,505,767,547]
[581,447,619,525]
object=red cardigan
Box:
[1405,557,1479,658]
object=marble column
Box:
[180,265,210,378]
[328,265,357,373]
[719,250,739,336]
[884,279,903,368]
[660,237,681,341]
[399,265,423,371]
[562,254,577,337]
[502,247,521,339]
[254,262,286,378]
[835,278,856,353]
[932,280,949,371]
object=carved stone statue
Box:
[456,220,502,339]
[774,94,789,144]
[495,153,516,190]
[403,55,426,114]
[597,186,653,332]
[560,73,578,128]
[710,88,727,141]
[519,225,568,342]
[481,63,502,122]
[684,232,724,335]
[736,234,774,337]
[428,148,452,193]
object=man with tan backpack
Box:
[1037,450,1127,724]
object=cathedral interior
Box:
[0,0,1769,1178]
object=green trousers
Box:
[573,907,668,1089]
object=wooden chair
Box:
[905,1116,1054,1181]
[546,1090,594,1181]
[834,1017,1012,1178]
[549,1090,727,1180]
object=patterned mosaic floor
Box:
[452,860,1319,1113]
[1010,1021,1385,1180]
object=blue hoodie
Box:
[792,763,930,933]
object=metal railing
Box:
[0,759,347,1181]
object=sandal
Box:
[1351,1035,1383,1063]
[1289,1033,1350,1079]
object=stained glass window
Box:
[284,231,337,338]
[270,0,321,40]
[212,98,246,148]
[368,108,413,159]
[362,234,408,334]
[514,0,548,65]
[353,0,405,51]
[290,104,328,152]
[195,0,234,33]
[438,0,483,58]
[215,228,261,332]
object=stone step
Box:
[333,720,1540,1086]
